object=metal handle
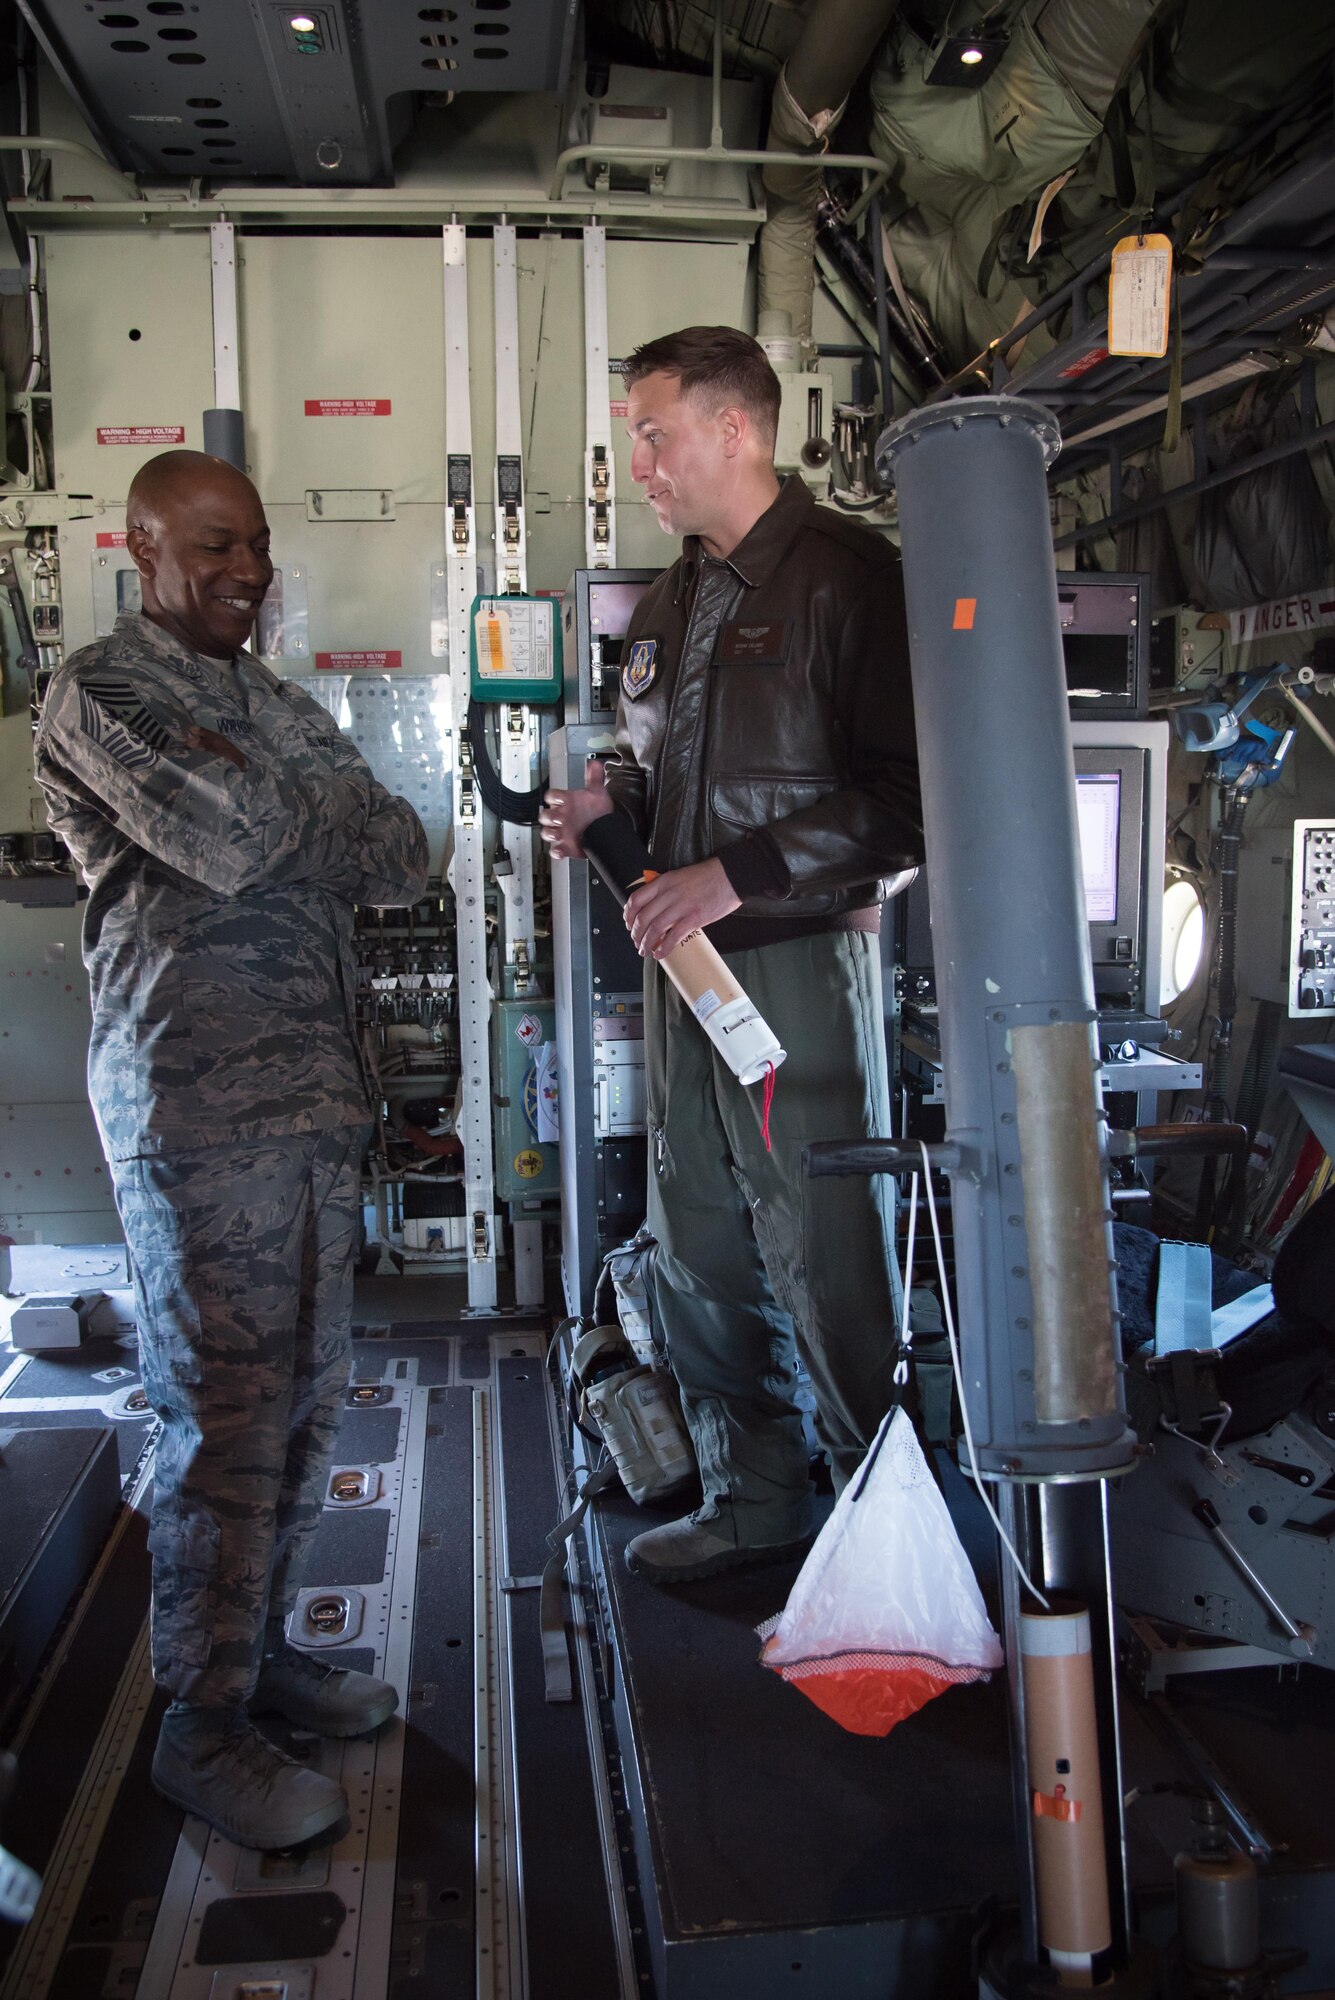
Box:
[1193,1498,1313,1651]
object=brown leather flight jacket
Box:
[606,476,924,953]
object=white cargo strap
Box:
[491,224,536,994]
[583,224,616,568]
[443,221,497,1310]
[540,1462,619,1703]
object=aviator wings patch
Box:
[77,676,175,772]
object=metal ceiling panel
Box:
[18,0,578,186]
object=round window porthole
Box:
[1161,876,1206,1008]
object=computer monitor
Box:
[896,720,1169,1025]
[1070,721,1169,1019]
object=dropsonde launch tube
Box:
[874,398,1132,1481]
[582,813,786,1088]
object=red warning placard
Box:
[97,425,186,445]
[95,531,129,547]
[304,399,392,417]
[315,650,403,671]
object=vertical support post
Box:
[492,222,543,1311]
[709,0,725,151]
[492,222,536,991]
[444,223,497,1312]
[583,224,616,569]
[204,220,245,469]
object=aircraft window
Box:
[1161,876,1206,1008]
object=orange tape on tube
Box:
[1033,1788,1083,1823]
[953,597,977,630]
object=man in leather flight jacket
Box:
[541,327,923,1583]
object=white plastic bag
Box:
[757,1406,1003,1736]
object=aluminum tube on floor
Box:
[876,399,1133,1480]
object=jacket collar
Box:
[677,475,814,599]
[113,611,282,696]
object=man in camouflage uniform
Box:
[34,450,429,1850]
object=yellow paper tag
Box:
[475,605,514,678]
[1108,232,1173,358]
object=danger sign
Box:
[515,1013,543,1047]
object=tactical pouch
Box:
[569,1324,696,1506]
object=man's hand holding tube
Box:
[539,760,740,958]
[624,859,739,959]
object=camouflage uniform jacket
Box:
[34,612,429,1161]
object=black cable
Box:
[465,699,544,825]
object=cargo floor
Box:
[1,1280,1333,1998]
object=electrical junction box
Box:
[1290,819,1335,1017]
[469,597,563,707]
[494,1000,560,1204]
[10,1291,109,1352]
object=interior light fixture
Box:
[926,30,1008,88]
[288,11,324,54]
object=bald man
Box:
[34,451,429,1849]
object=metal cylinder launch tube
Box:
[875,399,1132,1479]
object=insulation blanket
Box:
[757,1406,1003,1736]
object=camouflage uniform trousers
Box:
[110,1124,370,1708]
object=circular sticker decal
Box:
[513,1148,544,1180]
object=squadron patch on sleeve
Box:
[77,676,175,772]
[622,636,658,700]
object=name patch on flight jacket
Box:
[714,618,790,668]
[622,636,658,699]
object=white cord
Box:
[919,1140,1050,1610]
[894,1170,919,1382]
